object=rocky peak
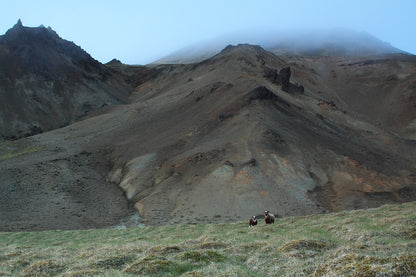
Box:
[219,43,265,55]
[3,19,25,39]
[3,19,60,43]
[0,21,131,140]
[0,20,101,78]
[106,58,123,65]
[15,19,23,28]
[208,43,270,66]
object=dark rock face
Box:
[248,86,278,102]
[278,67,291,92]
[106,58,123,65]
[264,66,304,93]
[1,20,100,78]
[0,20,131,139]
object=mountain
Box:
[0,24,415,231]
[152,28,405,64]
[100,44,416,225]
[0,20,131,139]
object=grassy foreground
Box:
[0,202,415,276]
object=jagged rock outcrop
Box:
[106,58,123,65]
[0,20,131,139]
[278,67,291,92]
[264,66,304,93]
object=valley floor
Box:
[0,201,415,276]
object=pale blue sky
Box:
[1,0,415,64]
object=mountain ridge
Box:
[152,28,406,65]
[0,23,415,231]
[0,20,132,139]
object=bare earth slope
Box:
[105,45,416,224]
[2,41,415,231]
[280,54,416,139]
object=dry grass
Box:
[0,140,44,161]
[0,201,415,276]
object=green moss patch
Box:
[123,255,193,275]
[178,250,226,263]
[92,255,136,269]
[0,144,44,161]
[149,245,181,254]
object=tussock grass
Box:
[178,250,226,263]
[22,259,65,276]
[0,201,415,276]
[279,239,332,252]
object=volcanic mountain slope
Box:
[105,45,416,224]
[1,40,415,231]
[0,20,131,139]
[153,29,404,64]
[277,54,416,139]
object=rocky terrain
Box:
[0,20,131,139]
[0,22,415,231]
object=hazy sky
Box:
[1,0,415,64]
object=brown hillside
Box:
[0,27,415,231]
